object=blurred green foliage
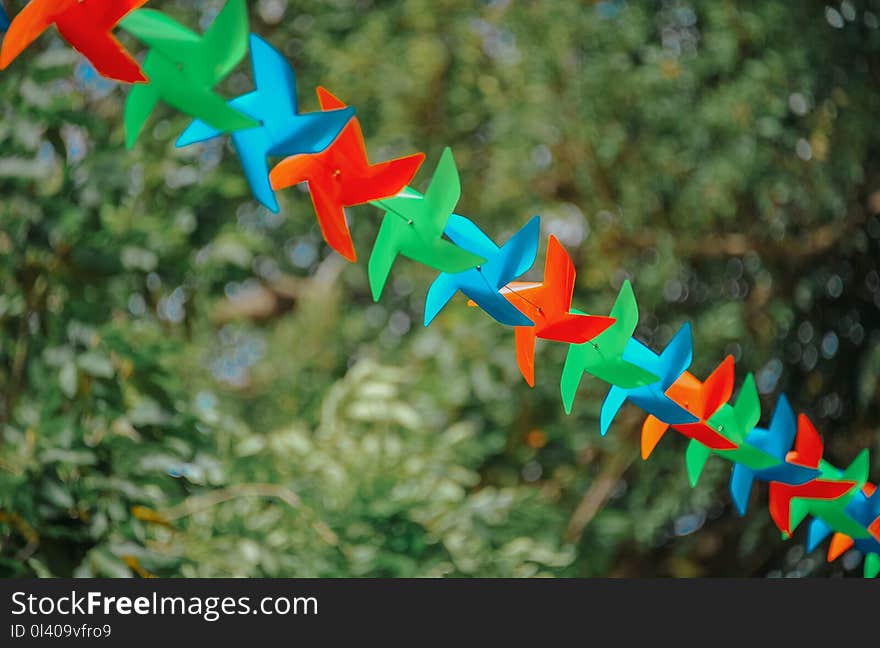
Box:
[1,0,879,577]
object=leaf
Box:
[41,481,75,510]
[77,350,114,378]
[59,361,78,398]
[41,449,97,466]
[88,549,133,578]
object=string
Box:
[497,281,545,320]
[370,198,415,226]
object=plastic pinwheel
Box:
[807,482,880,577]
[766,415,860,537]
[639,356,739,466]
[559,280,659,413]
[498,236,615,387]
[599,324,698,436]
[782,448,871,539]
[772,447,874,577]
[424,215,541,327]
[119,0,258,148]
[177,35,355,213]
[727,394,821,515]
[0,0,149,82]
[367,147,486,300]
[681,373,787,487]
[269,87,425,261]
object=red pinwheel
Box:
[500,236,615,387]
[767,415,856,536]
[0,0,149,83]
[269,87,425,262]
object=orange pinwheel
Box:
[269,87,425,262]
[640,355,739,459]
[501,235,615,387]
[0,0,149,83]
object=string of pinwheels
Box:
[1,0,877,577]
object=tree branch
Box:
[158,483,339,547]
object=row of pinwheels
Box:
[1,0,877,577]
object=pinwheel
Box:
[599,324,698,434]
[640,356,739,464]
[177,35,355,213]
[682,373,775,486]
[425,215,541,327]
[368,147,485,301]
[808,484,880,577]
[766,415,862,537]
[498,236,615,387]
[560,280,659,412]
[120,0,257,148]
[781,448,871,539]
[269,87,425,261]
[0,0,149,82]
[727,395,821,515]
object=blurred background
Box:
[1,0,879,577]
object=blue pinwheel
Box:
[424,215,540,327]
[176,34,354,212]
[728,394,821,515]
[600,324,698,435]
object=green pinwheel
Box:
[560,280,658,414]
[368,147,485,301]
[119,0,257,148]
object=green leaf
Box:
[59,361,78,398]
[77,351,114,378]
